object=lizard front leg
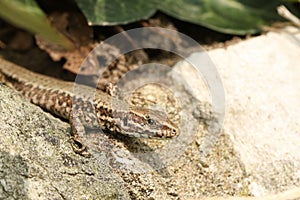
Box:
[69,105,91,157]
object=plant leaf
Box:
[75,0,156,25]
[0,0,74,49]
[74,0,291,35]
[159,0,285,34]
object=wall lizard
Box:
[0,57,179,156]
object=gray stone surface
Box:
[0,84,130,200]
[2,26,300,200]
[175,26,300,198]
[0,69,249,199]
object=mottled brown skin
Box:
[0,58,179,155]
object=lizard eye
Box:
[145,115,155,125]
[147,118,154,125]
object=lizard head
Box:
[112,107,179,139]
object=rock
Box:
[0,84,130,200]
[2,26,299,200]
[174,26,300,198]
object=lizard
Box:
[0,57,179,156]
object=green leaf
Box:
[0,0,74,49]
[75,0,156,25]
[74,0,291,35]
[159,0,285,35]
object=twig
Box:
[277,5,300,27]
